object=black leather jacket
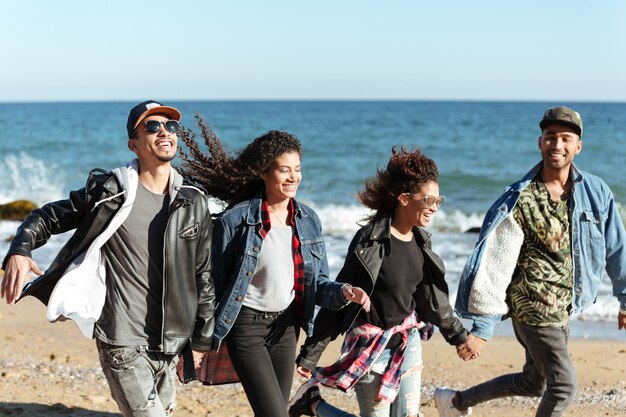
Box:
[2,166,215,356]
[296,216,468,371]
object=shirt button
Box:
[226,319,231,324]
[247,271,253,276]
[253,246,259,253]
[236,295,243,301]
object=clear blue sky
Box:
[2,0,625,102]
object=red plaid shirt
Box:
[312,312,425,402]
[260,199,305,317]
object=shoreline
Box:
[1,297,625,416]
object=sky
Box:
[2,1,625,102]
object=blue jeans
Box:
[316,328,423,417]
[97,340,178,417]
[456,319,577,417]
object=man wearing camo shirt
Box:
[434,106,626,417]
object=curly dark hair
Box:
[177,115,302,208]
[358,146,438,222]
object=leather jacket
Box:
[2,165,215,356]
[296,216,468,371]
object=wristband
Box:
[619,309,626,316]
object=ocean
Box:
[1,101,625,340]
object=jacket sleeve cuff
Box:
[470,316,499,341]
[2,249,33,270]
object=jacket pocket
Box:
[581,210,606,240]
[179,223,199,239]
[305,241,326,260]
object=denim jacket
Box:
[211,194,347,349]
[456,162,626,340]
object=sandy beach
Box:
[1,295,625,417]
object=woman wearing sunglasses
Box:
[178,121,370,417]
[289,147,471,417]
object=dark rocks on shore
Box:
[0,200,37,221]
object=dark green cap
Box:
[539,106,583,138]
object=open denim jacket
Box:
[456,162,626,340]
[211,194,347,349]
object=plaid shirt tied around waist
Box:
[260,198,305,318]
[313,312,425,403]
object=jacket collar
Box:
[113,159,184,205]
[367,215,431,247]
[245,192,303,225]
[512,161,584,192]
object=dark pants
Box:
[226,304,298,417]
[457,319,577,417]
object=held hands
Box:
[192,350,206,369]
[456,333,486,361]
[296,365,313,379]
[618,310,626,331]
[341,285,371,312]
[1,255,44,305]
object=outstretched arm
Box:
[1,255,44,305]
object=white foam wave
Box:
[0,153,65,205]
[312,203,485,235]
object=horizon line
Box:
[1,98,625,105]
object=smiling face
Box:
[539,123,582,172]
[397,180,441,228]
[261,151,302,204]
[128,114,178,165]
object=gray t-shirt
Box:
[243,224,295,312]
[95,181,170,346]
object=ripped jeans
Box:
[97,340,178,417]
[316,328,424,417]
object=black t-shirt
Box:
[362,234,424,331]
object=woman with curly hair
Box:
[288,147,472,417]
[178,120,370,417]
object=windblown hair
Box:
[358,146,438,222]
[178,115,302,208]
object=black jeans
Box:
[457,319,577,417]
[226,304,298,417]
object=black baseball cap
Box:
[127,100,181,138]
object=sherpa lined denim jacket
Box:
[456,162,626,340]
[211,193,347,349]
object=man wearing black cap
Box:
[434,106,626,417]
[1,100,215,416]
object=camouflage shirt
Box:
[507,177,573,327]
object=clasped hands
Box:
[456,333,486,361]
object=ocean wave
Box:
[0,153,64,205]
[312,203,485,235]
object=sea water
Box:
[1,101,624,339]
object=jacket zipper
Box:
[346,250,377,330]
[159,195,187,351]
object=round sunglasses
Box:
[134,120,180,137]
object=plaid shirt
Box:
[313,312,424,403]
[260,199,305,317]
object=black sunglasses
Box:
[135,120,180,136]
